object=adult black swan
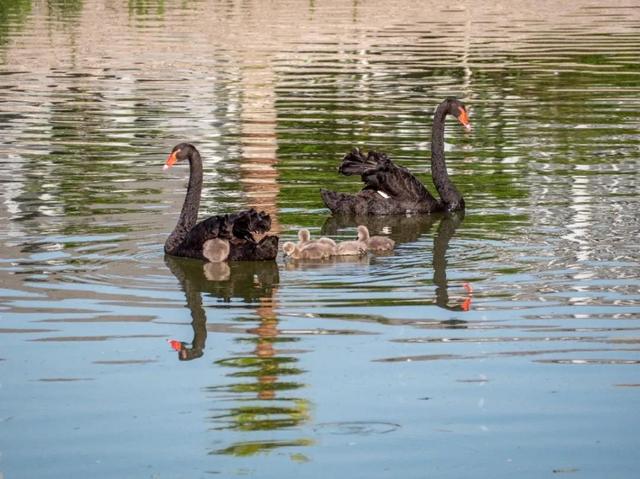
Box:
[320,98,471,215]
[163,143,278,261]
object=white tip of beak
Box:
[163,164,170,171]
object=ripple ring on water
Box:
[313,421,401,436]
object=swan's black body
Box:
[321,98,469,215]
[164,143,278,261]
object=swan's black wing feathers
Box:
[227,235,279,261]
[340,148,435,202]
[174,215,229,259]
[321,149,440,215]
[173,209,276,260]
[338,148,390,175]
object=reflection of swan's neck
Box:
[165,151,203,254]
[163,255,208,361]
[433,213,464,309]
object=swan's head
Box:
[445,98,471,132]
[298,228,311,242]
[356,225,370,241]
[164,143,197,170]
[282,241,296,256]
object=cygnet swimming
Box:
[356,225,395,252]
[297,228,337,248]
[282,240,334,259]
[335,229,367,256]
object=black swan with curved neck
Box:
[163,143,278,261]
[320,98,470,215]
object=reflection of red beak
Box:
[457,107,472,132]
[163,150,179,171]
[461,282,473,311]
[167,339,182,351]
[461,297,472,312]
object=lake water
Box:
[1,1,639,477]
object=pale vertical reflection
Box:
[461,4,473,97]
[562,175,593,262]
[0,154,28,290]
[238,62,281,234]
[2,154,25,227]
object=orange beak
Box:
[163,150,179,171]
[461,297,472,312]
[457,107,471,131]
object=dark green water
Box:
[1,1,639,477]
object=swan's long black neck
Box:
[431,102,464,211]
[164,151,203,254]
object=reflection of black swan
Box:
[431,212,472,312]
[164,255,280,360]
[321,98,470,215]
[322,212,472,312]
[163,143,278,261]
[322,214,438,244]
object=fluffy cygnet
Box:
[283,240,334,259]
[297,228,337,248]
[335,232,367,256]
[203,238,231,262]
[356,225,395,252]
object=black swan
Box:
[320,98,470,215]
[163,143,278,261]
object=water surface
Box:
[1,1,639,478]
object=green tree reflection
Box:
[0,0,31,48]
[164,256,312,456]
[208,296,312,454]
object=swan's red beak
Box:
[457,107,471,131]
[163,150,179,171]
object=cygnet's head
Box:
[282,241,297,256]
[298,228,311,242]
[356,225,370,241]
